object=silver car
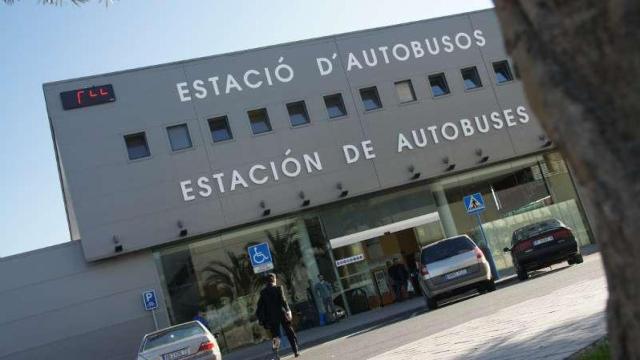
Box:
[418,235,495,309]
[137,321,222,360]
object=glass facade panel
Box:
[430,152,593,275]
[155,218,328,352]
[153,151,592,354]
[154,185,443,352]
[318,186,437,240]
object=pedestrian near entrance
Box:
[256,273,300,358]
[388,258,410,302]
[192,309,210,331]
[314,274,336,323]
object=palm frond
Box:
[200,250,261,300]
[3,0,115,6]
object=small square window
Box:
[248,108,272,135]
[395,80,416,103]
[359,86,382,111]
[124,132,150,160]
[461,66,483,90]
[323,93,347,119]
[493,60,514,83]
[208,116,233,142]
[286,101,310,127]
[428,73,450,97]
[166,124,193,151]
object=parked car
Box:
[137,321,221,360]
[418,235,495,310]
[504,218,583,281]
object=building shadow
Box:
[460,311,606,360]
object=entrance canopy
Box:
[329,212,440,249]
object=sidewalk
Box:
[224,297,426,360]
[369,277,607,360]
[226,245,601,360]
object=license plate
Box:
[533,236,554,246]
[445,268,468,280]
[163,348,189,360]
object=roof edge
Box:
[42,7,494,88]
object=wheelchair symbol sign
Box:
[248,243,274,274]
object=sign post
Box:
[142,290,159,330]
[248,243,274,274]
[463,193,499,280]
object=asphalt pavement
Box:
[284,252,607,360]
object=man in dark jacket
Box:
[388,258,409,302]
[256,273,300,358]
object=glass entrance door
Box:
[332,243,375,315]
[330,213,446,313]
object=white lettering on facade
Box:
[176,29,487,101]
[180,180,195,201]
[176,104,531,201]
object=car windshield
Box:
[421,236,475,264]
[142,322,205,351]
[512,219,563,245]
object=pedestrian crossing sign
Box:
[464,193,485,214]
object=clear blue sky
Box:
[0,0,493,257]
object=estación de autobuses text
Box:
[179,105,530,202]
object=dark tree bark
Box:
[493,1,640,358]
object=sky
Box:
[0,0,493,257]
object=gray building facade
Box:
[0,241,170,360]
[1,9,594,359]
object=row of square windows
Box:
[124,60,516,160]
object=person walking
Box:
[256,273,300,358]
[314,274,336,323]
[389,258,409,302]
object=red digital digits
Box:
[76,90,85,105]
[76,87,110,105]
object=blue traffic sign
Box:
[464,193,486,214]
[248,242,274,274]
[142,290,158,311]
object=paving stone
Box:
[368,278,607,360]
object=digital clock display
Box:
[60,85,116,110]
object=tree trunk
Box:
[493,1,640,358]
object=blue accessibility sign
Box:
[142,290,158,311]
[464,193,486,214]
[248,242,274,274]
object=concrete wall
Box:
[0,241,169,360]
[43,10,547,261]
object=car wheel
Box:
[517,268,529,281]
[426,296,438,310]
